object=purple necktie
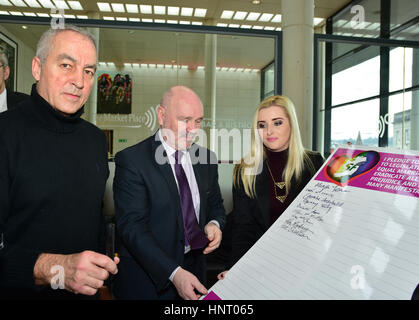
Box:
[174,151,208,250]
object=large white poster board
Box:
[204,146,419,300]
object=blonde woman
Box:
[218,95,324,279]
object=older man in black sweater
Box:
[0,26,119,299]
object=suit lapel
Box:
[151,133,184,232]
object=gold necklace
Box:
[266,161,287,203]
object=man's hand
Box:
[172,267,207,300]
[34,250,119,296]
[203,222,222,254]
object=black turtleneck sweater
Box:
[0,84,109,298]
[265,148,292,225]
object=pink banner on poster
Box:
[315,148,419,198]
[202,291,222,300]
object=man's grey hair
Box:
[0,51,8,67]
[36,25,97,65]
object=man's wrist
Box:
[33,253,63,286]
[169,266,181,282]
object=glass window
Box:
[262,62,275,100]
[332,45,380,106]
[0,22,276,161]
[330,99,380,152]
[389,47,414,92]
[388,91,413,150]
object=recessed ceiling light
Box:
[23,12,36,16]
[259,13,273,22]
[191,21,203,25]
[264,26,275,30]
[103,16,114,20]
[252,25,263,29]
[217,23,227,27]
[128,17,140,21]
[167,6,179,15]
[179,20,190,24]
[52,0,68,9]
[38,0,54,8]
[141,18,153,22]
[125,4,138,13]
[154,5,165,14]
[233,11,247,20]
[240,25,252,29]
[116,17,127,21]
[24,0,41,8]
[229,24,240,28]
[252,0,261,4]
[271,14,281,23]
[154,19,165,23]
[167,20,178,24]
[67,1,83,10]
[139,4,152,14]
[22,25,27,28]
[220,10,234,19]
[76,15,88,19]
[246,12,260,21]
[194,8,206,17]
[10,0,26,6]
[111,3,125,13]
[97,2,111,12]
[181,7,193,16]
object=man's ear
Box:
[157,105,165,126]
[32,56,41,81]
[3,65,10,81]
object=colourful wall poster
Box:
[97,72,132,114]
[204,146,419,300]
[315,148,419,198]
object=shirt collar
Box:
[158,129,188,162]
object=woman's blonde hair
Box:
[234,95,314,198]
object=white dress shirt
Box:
[0,88,7,113]
[157,129,219,282]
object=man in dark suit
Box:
[113,85,226,300]
[0,52,28,113]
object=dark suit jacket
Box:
[6,91,29,110]
[227,151,324,269]
[112,132,226,299]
